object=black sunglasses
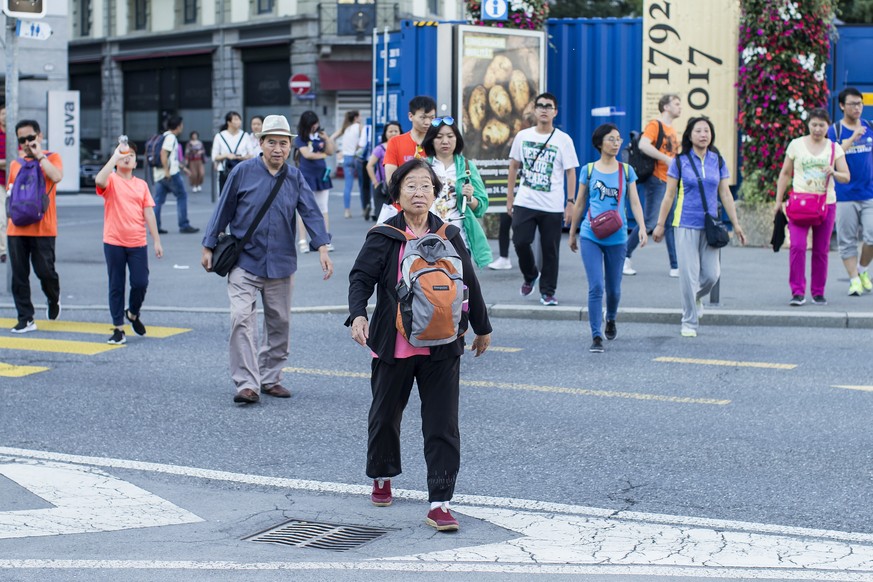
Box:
[17,134,37,145]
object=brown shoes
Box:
[233,388,259,404]
[261,384,291,398]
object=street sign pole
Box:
[4,15,17,293]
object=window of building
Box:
[428,0,439,15]
[134,0,148,30]
[183,0,197,23]
[256,0,273,14]
[80,0,92,36]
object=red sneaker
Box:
[426,506,459,531]
[370,479,392,507]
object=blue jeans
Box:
[104,243,149,327]
[342,156,356,210]
[627,177,677,269]
[580,237,625,339]
[154,172,191,230]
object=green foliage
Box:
[737,0,835,204]
[837,0,873,22]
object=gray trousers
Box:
[227,266,294,393]
[675,227,720,330]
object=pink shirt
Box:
[373,227,431,359]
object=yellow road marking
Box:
[467,346,522,353]
[283,366,729,406]
[833,385,873,392]
[0,337,122,355]
[0,362,49,377]
[0,319,190,338]
[654,356,796,370]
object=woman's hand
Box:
[734,226,747,246]
[351,316,369,347]
[462,182,474,201]
[638,229,648,248]
[568,235,578,253]
[471,333,491,357]
[652,224,664,243]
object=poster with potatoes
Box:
[456,26,545,208]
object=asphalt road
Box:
[1,309,872,581]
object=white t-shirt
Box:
[430,158,468,248]
[152,132,179,181]
[340,123,362,157]
[510,127,579,213]
[211,130,256,172]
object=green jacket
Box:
[429,154,493,268]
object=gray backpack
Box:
[373,223,467,347]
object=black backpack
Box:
[626,120,664,183]
[145,133,165,167]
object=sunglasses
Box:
[17,134,37,145]
[431,116,455,127]
[534,103,555,110]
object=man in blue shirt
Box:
[828,87,873,296]
[201,115,334,405]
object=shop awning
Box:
[317,60,372,91]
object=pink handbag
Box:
[786,142,834,227]
[589,163,625,239]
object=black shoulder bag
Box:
[211,165,288,277]
[518,128,555,185]
[684,152,730,248]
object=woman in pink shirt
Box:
[94,142,163,345]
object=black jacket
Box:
[346,212,492,364]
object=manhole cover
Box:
[246,520,396,552]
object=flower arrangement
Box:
[465,0,549,30]
[737,0,834,204]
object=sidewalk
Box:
[4,175,871,329]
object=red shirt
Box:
[383,132,424,169]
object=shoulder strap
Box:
[824,140,836,193]
[586,162,594,182]
[685,152,712,215]
[587,163,624,223]
[371,223,415,242]
[219,133,233,152]
[525,129,556,171]
[233,133,246,153]
[654,120,664,150]
[834,122,842,142]
[239,165,288,246]
[435,223,451,240]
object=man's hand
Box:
[318,246,334,280]
[201,247,213,272]
[154,242,164,259]
[652,224,665,243]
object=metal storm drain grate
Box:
[246,520,396,552]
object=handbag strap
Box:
[588,163,624,222]
[823,140,835,193]
[685,152,714,216]
[239,165,288,246]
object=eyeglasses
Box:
[17,134,37,145]
[431,116,455,127]
[401,183,434,194]
[604,137,623,144]
[534,103,555,110]
[845,101,864,108]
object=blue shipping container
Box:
[546,17,643,169]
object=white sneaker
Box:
[623,258,637,276]
[11,320,37,333]
[297,240,310,254]
[669,268,679,278]
[680,326,697,338]
[326,243,335,252]
[488,256,512,270]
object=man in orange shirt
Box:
[624,93,681,277]
[383,95,437,185]
[7,120,63,333]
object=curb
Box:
[2,303,871,329]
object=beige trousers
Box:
[227,266,294,393]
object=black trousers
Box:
[512,206,563,296]
[367,355,461,502]
[8,235,60,323]
[498,212,512,257]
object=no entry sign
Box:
[289,74,312,96]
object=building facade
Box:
[67,0,462,153]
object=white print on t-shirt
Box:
[521,142,558,193]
